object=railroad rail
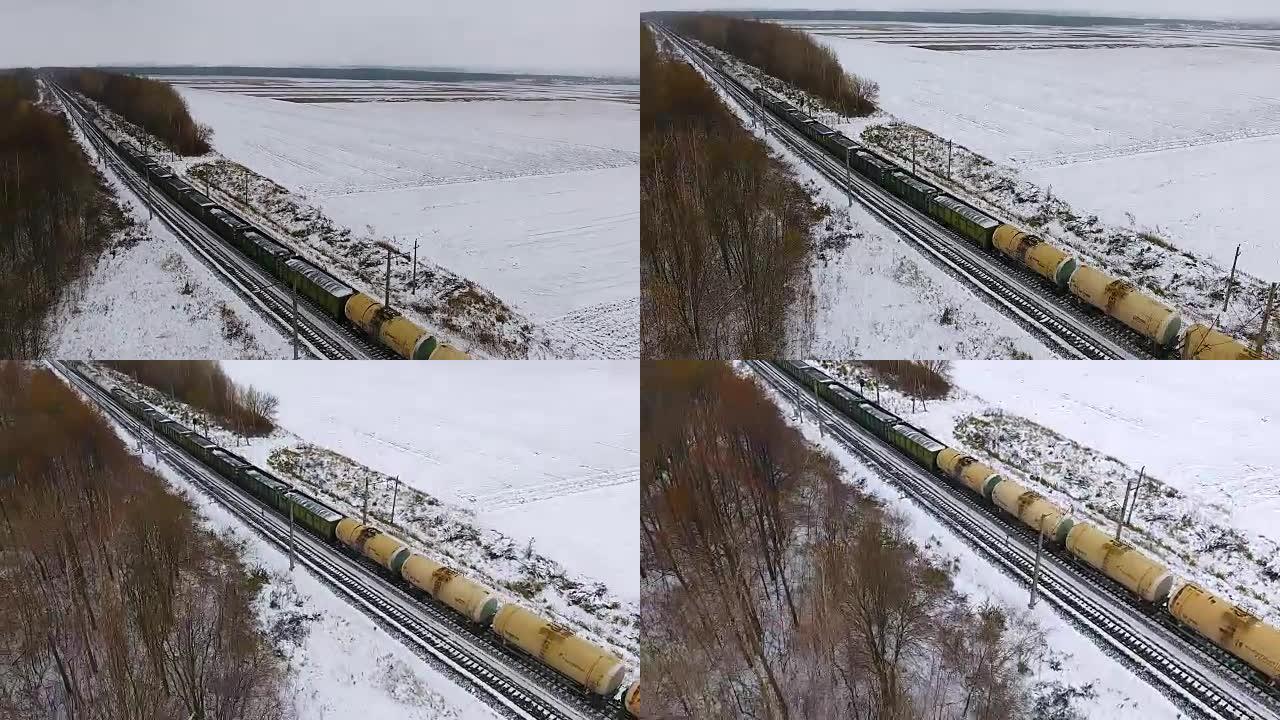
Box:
[46,81,395,360]
[51,361,629,720]
[659,26,1150,360]
[748,360,1280,720]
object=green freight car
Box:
[885,424,946,471]
[239,467,293,515]
[285,491,345,542]
[825,384,866,417]
[206,448,252,481]
[282,257,354,320]
[852,151,891,184]
[241,231,293,277]
[928,195,1001,249]
[884,171,939,213]
[854,403,902,442]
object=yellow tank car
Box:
[401,553,500,625]
[345,292,469,360]
[1067,265,1182,347]
[989,478,1074,543]
[1169,583,1280,682]
[336,518,412,574]
[493,604,627,696]
[1065,522,1173,603]
[937,447,1002,499]
[624,682,641,716]
[1182,324,1262,360]
[992,225,1078,289]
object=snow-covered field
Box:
[177,80,639,357]
[218,361,640,604]
[804,23,1280,281]
[156,75,638,104]
[42,82,295,359]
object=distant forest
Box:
[42,66,638,84]
[643,9,1271,29]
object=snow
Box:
[672,38,1051,358]
[755,368,1187,720]
[176,81,639,357]
[945,362,1280,548]
[94,395,501,720]
[815,359,1280,622]
[218,361,640,604]
[42,82,295,359]
[813,29,1280,282]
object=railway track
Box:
[46,81,395,360]
[749,360,1280,720]
[51,362,629,720]
[659,26,1152,360]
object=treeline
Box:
[673,14,879,116]
[0,68,130,358]
[863,359,953,405]
[0,362,289,720]
[642,23,820,358]
[61,69,211,155]
[642,361,1039,719]
[104,360,278,436]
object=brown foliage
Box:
[103,360,278,436]
[62,69,211,155]
[862,360,953,407]
[641,361,1037,719]
[674,15,879,116]
[0,362,288,720]
[641,25,820,358]
[0,69,130,357]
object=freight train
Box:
[65,89,467,360]
[772,360,1280,688]
[105,383,639,714]
[694,41,1261,360]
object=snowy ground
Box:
[801,23,1280,283]
[813,360,1280,622]
[177,79,639,357]
[671,38,1050,358]
[80,379,502,720]
[754,367,1189,720]
[155,75,638,104]
[41,82,295,359]
[215,362,639,606]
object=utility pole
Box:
[947,139,953,180]
[288,502,295,571]
[411,238,419,293]
[1223,244,1242,312]
[1115,475,1135,542]
[1030,513,1046,608]
[390,476,400,524]
[1256,282,1277,356]
[912,137,917,175]
[362,475,370,524]
[384,244,392,309]
[845,146,852,206]
[1126,467,1146,526]
[813,379,823,437]
[291,280,299,360]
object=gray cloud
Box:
[4,0,1277,76]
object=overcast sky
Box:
[3,1,1277,76]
